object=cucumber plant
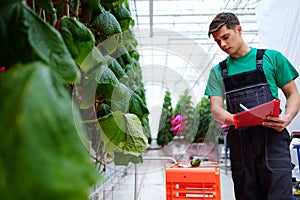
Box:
[0,0,150,198]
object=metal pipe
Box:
[134,164,138,200]
[149,0,153,37]
[143,156,177,164]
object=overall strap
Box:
[220,49,266,77]
[256,49,266,69]
[220,59,228,77]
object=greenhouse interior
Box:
[1,0,300,199]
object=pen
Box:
[239,103,249,111]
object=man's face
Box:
[212,25,242,56]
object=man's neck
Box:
[231,44,251,58]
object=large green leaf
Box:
[0,2,79,83]
[105,55,129,83]
[0,62,99,200]
[110,83,149,119]
[113,152,142,166]
[109,83,131,113]
[57,16,95,66]
[95,65,120,101]
[80,46,107,73]
[111,3,133,31]
[90,9,121,46]
[141,117,151,142]
[129,92,150,120]
[98,111,149,157]
[78,47,108,109]
[79,47,118,109]
[95,65,119,86]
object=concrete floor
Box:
[90,138,300,200]
[91,139,235,200]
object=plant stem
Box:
[71,0,80,18]
[65,0,70,17]
[83,118,100,123]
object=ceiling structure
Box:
[127,0,262,135]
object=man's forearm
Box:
[212,107,234,125]
[284,93,300,123]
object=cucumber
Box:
[190,156,201,167]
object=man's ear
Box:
[236,25,242,34]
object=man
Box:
[205,12,300,199]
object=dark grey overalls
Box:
[220,49,292,200]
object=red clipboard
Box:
[233,99,280,128]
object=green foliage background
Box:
[173,89,199,143]
[157,90,174,146]
[157,90,217,145]
[194,96,212,142]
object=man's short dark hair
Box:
[208,12,240,38]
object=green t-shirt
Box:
[205,48,299,99]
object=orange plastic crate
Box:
[166,162,221,200]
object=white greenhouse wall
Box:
[257,0,300,133]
